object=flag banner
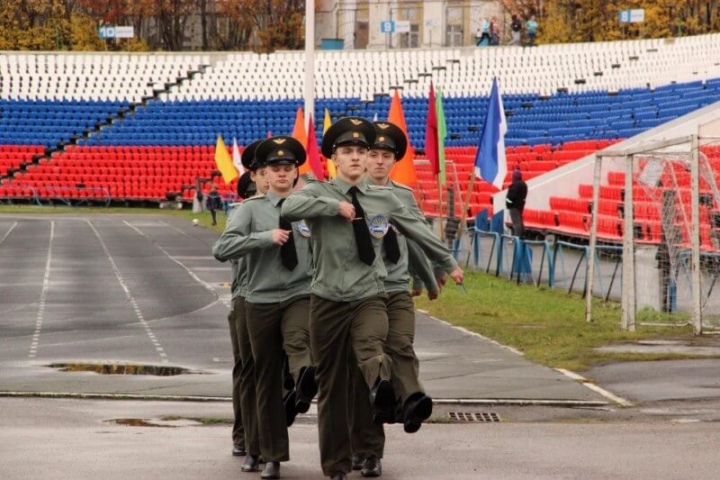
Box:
[474,77,508,190]
[436,87,447,186]
[388,90,417,186]
[323,108,336,179]
[424,82,439,177]
[215,134,238,184]
[232,137,245,176]
[291,107,311,176]
[306,113,326,180]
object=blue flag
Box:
[474,78,507,189]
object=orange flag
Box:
[290,107,311,176]
[387,90,417,186]
[305,114,325,180]
[323,108,336,179]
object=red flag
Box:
[305,114,325,180]
[424,82,439,177]
[387,90,417,186]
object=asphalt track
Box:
[3,213,720,479]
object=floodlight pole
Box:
[585,153,602,323]
[304,0,315,122]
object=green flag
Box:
[436,87,447,185]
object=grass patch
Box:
[414,271,707,372]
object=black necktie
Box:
[349,186,376,266]
[277,199,298,271]
[383,226,400,264]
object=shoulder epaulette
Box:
[390,180,414,192]
[367,184,392,191]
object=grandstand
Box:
[0,34,719,251]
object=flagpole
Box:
[437,176,444,240]
[457,171,475,240]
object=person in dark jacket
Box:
[206,185,223,226]
[506,169,528,238]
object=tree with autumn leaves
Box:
[0,0,311,52]
[502,0,720,43]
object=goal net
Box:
[588,135,720,333]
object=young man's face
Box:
[251,167,270,195]
[266,164,297,194]
[332,144,368,183]
[365,148,396,184]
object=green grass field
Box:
[2,204,715,372]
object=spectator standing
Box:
[206,185,223,226]
[489,16,500,45]
[526,15,539,46]
[476,17,491,46]
[510,15,523,45]
[506,169,528,239]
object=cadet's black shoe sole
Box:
[403,393,433,434]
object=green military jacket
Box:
[224,204,247,301]
[281,177,457,302]
[378,180,439,295]
[212,191,313,304]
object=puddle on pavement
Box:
[47,362,195,376]
[110,417,203,428]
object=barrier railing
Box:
[468,229,622,300]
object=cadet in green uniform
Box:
[214,136,316,480]
[281,117,464,480]
[217,142,268,465]
[349,121,443,477]
[222,140,263,458]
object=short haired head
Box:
[321,116,376,158]
[371,121,408,160]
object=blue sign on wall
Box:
[380,21,395,33]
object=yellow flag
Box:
[214,135,238,183]
[323,108,337,179]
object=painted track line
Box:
[29,221,53,359]
[0,221,18,246]
[128,220,229,308]
[88,220,168,364]
[419,310,630,407]
[557,368,633,407]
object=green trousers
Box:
[232,296,260,456]
[227,302,245,446]
[246,295,312,463]
[310,294,391,476]
[349,290,422,459]
[385,290,424,403]
[349,358,385,460]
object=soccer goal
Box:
[586,132,720,334]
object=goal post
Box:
[586,133,720,334]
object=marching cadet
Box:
[349,121,442,477]
[216,141,268,463]
[213,135,316,480]
[280,117,463,480]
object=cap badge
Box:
[350,119,362,126]
[273,138,286,144]
[277,150,284,156]
[378,136,385,142]
[352,132,360,138]
[377,123,389,129]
